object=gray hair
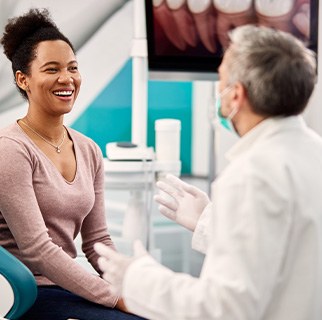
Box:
[226,25,317,116]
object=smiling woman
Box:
[0,8,145,320]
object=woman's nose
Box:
[58,71,73,83]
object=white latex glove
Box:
[94,240,147,296]
[154,174,210,231]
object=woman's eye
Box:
[69,66,78,72]
[46,68,57,73]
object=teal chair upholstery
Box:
[0,246,37,319]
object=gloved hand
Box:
[154,174,210,231]
[94,240,147,296]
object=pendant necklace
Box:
[20,119,66,153]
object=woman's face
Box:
[25,40,81,116]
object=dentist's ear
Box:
[232,82,248,106]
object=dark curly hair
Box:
[0,8,75,100]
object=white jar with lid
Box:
[155,119,181,162]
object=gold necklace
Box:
[20,119,66,153]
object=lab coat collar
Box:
[226,115,306,162]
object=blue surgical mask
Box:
[215,86,238,132]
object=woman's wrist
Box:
[115,297,129,313]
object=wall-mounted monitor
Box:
[145,0,318,81]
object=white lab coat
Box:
[123,116,322,320]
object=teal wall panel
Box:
[147,81,192,174]
[72,59,192,174]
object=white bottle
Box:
[155,119,181,162]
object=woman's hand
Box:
[115,297,129,313]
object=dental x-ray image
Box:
[145,0,318,77]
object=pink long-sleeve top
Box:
[0,122,118,307]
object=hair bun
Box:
[1,8,57,61]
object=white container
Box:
[122,194,147,243]
[155,119,181,162]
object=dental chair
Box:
[0,246,37,320]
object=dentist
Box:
[95,25,322,320]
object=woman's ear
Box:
[15,71,29,92]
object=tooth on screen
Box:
[255,0,295,17]
[153,1,187,50]
[166,0,198,47]
[213,0,252,14]
[255,0,296,33]
[292,3,310,38]
[153,0,164,7]
[187,0,217,53]
[187,0,212,14]
[166,0,186,10]
[213,1,256,49]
